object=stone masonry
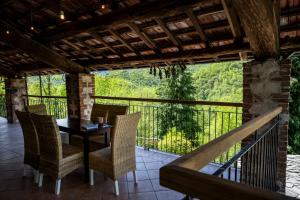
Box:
[243,59,291,192]
[66,73,95,120]
[5,78,27,123]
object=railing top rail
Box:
[169,106,282,171]
[24,95,67,99]
[92,95,243,107]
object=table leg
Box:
[105,132,108,147]
[83,135,90,182]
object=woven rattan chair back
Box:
[108,105,128,126]
[31,114,62,162]
[90,104,110,123]
[15,110,40,168]
[26,104,47,115]
[111,112,141,164]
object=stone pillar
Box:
[5,78,27,123]
[66,73,95,120]
[243,59,291,191]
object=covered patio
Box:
[0,0,299,199]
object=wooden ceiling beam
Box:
[36,0,212,42]
[77,43,250,67]
[108,29,141,56]
[127,22,161,54]
[221,0,242,38]
[221,0,244,60]
[0,20,85,74]
[155,18,183,51]
[0,0,16,8]
[0,61,16,77]
[185,9,209,46]
[89,32,123,57]
[232,0,280,59]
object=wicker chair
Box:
[71,104,128,151]
[31,113,84,195]
[89,112,141,196]
[26,104,47,115]
[90,104,110,123]
[15,110,40,183]
[88,104,129,148]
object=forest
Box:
[21,61,300,156]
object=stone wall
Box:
[66,73,95,120]
[243,59,291,191]
[5,78,27,123]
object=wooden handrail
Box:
[160,165,295,200]
[170,106,282,170]
[92,95,243,107]
[23,95,67,99]
[159,107,292,200]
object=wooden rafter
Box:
[0,20,85,73]
[185,9,209,46]
[77,43,250,67]
[221,0,244,60]
[127,22,161,54]
[89,32,123,57]
[221,0,242,38]
[232,0,280,58]
[155,18,182,51]
[37,0,212,42]
[108,29,140,56]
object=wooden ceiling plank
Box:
[155,18,182,51]
[232,0,280,58]
[0,20,85,73]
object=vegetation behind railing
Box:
[93,96,243,163]
[0,94,6,118]
[26,95,67,119]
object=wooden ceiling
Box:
[0,0,299,76]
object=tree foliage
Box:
[156,66,198,140]
[289,57,300,154]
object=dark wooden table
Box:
[57,118,111,182]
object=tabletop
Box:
[57,118,111,135]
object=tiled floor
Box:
[0,118,187,200]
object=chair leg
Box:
[55,179,61,195]
[133,171,137,184]
[38,173,44,187]
[89,169,94,186]
[114,180,119,196]
[34,170,39,184]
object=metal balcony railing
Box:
[24,95,243,164]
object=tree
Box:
[157,66,198,141]
[288,57,300,154]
